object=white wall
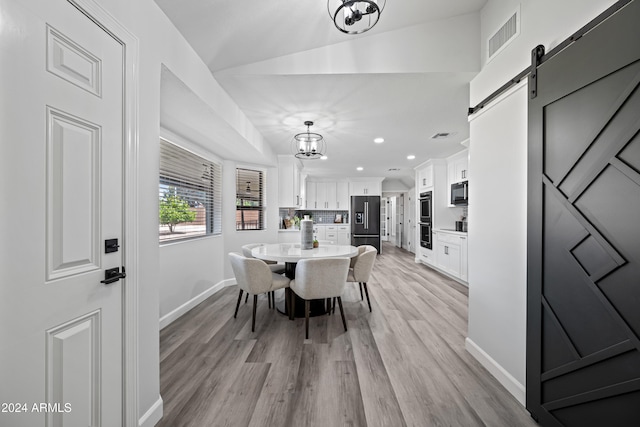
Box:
[467,82,528,402]
[467,0,620,405]
[223,160,280,279]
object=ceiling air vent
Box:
[388,168,401,171]
[487,7,520,63]
[431,132,451,139]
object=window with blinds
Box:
[159,138,222,243]
[236,168,264,231]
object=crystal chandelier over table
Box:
[292,121,326,160]
[327,0,386,34]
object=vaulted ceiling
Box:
[156,0,488,186]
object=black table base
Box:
[277,262,330,318]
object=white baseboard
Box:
[465,337,526,406]
[159,278,236,330]
[138,396,163,427]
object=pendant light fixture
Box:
[292,121,326,160]
[327,0,386,35]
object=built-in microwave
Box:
[451,181,468,206]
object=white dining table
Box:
[251,243,359,318]
[251,243,358,270]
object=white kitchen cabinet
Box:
[349,180,381,196]
[447,150,469,184]
[325,225,338,243]
[306,181,316,209]
[315,182,328,209]
[336,182,349,210]
[306,181,348,210]
[337,225,350,245]
[417,164,434,192]
[278,155,302,207]
[434,230,467,282]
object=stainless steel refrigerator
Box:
[351,196,381,254]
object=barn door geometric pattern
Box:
[537,59,640,424]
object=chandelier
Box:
[292,121,326,160]
[327,0,386,35]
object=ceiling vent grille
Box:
[487,7,520,62]
[431,132,451,139]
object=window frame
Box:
[235,167,266,231]
[159,136,223,244]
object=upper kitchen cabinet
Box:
[278,155,303,208]
[417,164,434,192]
[447,149,469,184]
[349,179,383,196]
[305,180,348,210]
[335,181,349,210]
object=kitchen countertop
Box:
[435,228,468,236]
[279,223,349,231]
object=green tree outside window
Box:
[159,187,196,233]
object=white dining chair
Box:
[228,252,291,332]
[290,257,350,339]
[241,243,286,307]
[347,245,377,312]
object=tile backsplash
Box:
[278,208,349,229]
[302,210,349,224]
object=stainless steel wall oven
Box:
[419,191,432,249]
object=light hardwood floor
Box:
[157,243,538,427]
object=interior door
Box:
[381,197,388,241]
[527,2,640,425]
[0,0,125,426]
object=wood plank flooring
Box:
[157,243,537,427]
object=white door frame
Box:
[68,0,140,425]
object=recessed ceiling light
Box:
[374,138,384,144]
[407,155,416,160]
[356,167,363,171]
[320,155,328,160]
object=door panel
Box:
[527,1,640,425]
[0,0,124,426]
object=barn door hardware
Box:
[529,45,545,99]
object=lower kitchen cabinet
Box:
[337,225,350,245]
[434,230,467,282]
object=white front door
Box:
[0,0,125,426]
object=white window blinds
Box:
[159,138,222,242]
[236,168,264,230]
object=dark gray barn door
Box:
[527,1,640,425]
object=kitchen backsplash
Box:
[301,210,349,224]
[278,208,349,229]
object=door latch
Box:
[105,238,120,253]
[100,266,126,284]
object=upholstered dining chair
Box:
[241,243,286,307]
[228,252,291,332]
[242,243,286,274]
[346,245,377,312]
[290,257,350,339]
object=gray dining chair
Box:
[290,257,350,339]
[228,252,291,332]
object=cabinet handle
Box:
[445,246,449,255]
